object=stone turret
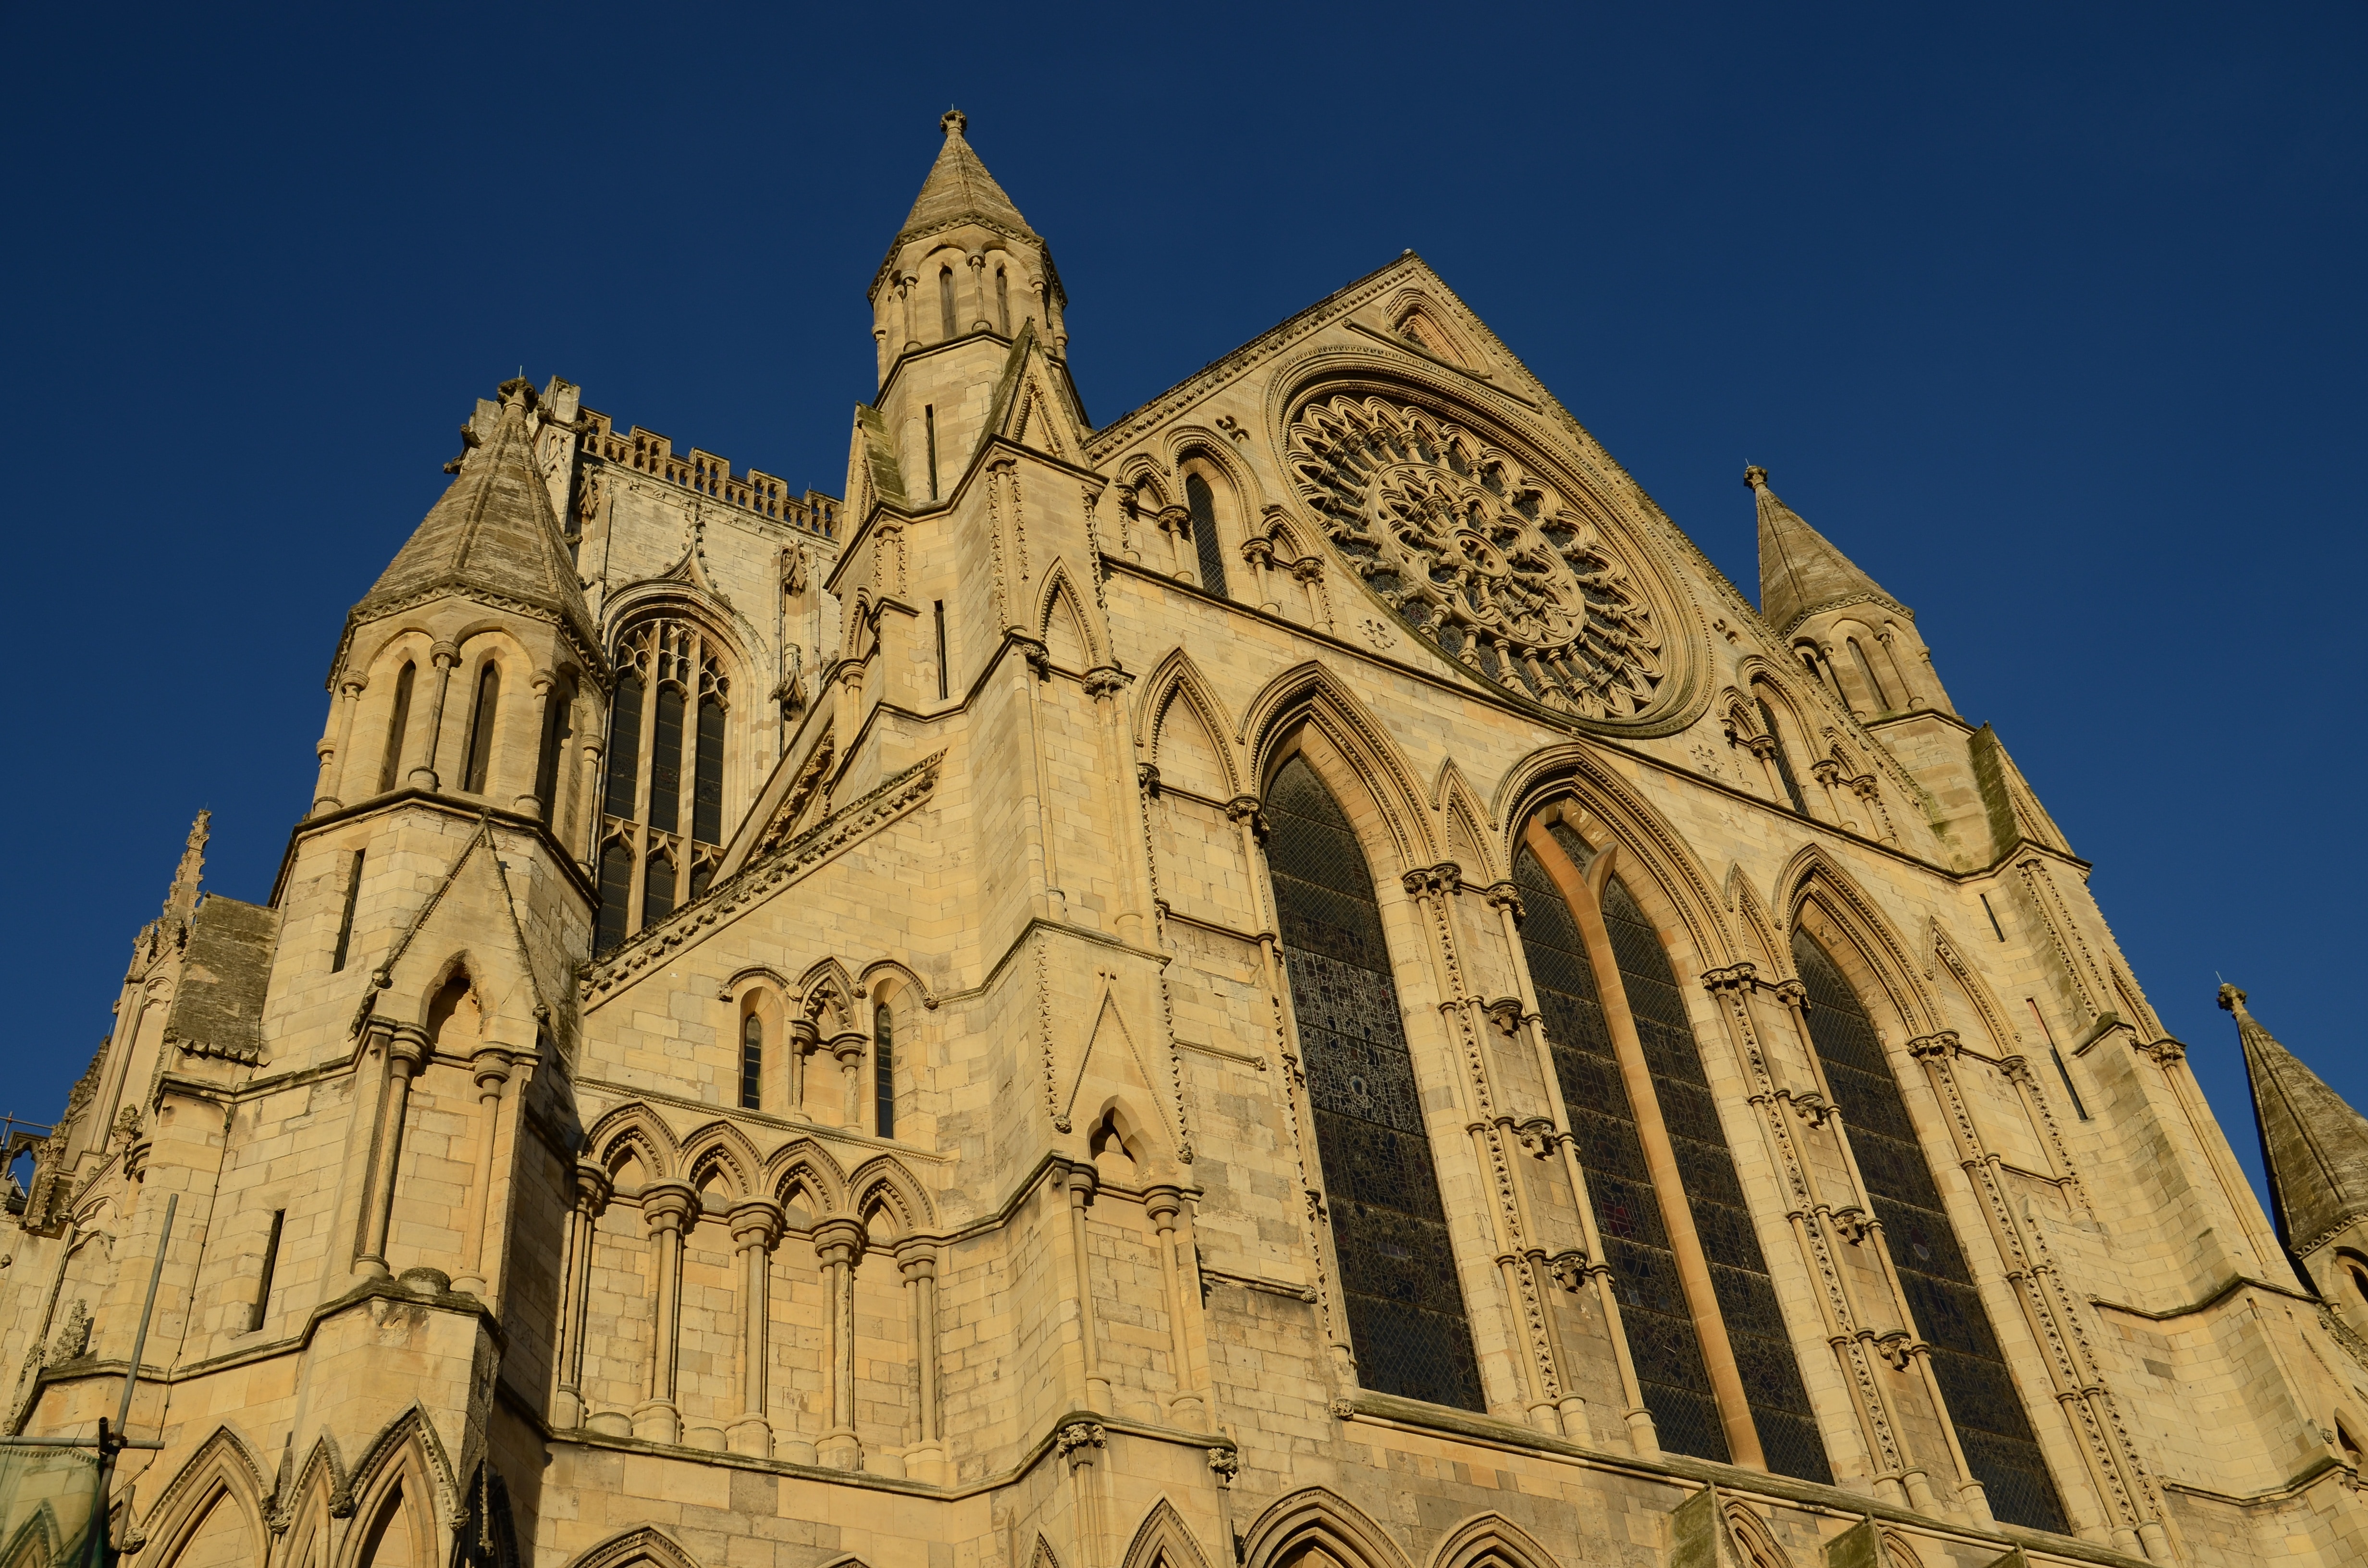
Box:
[1748,465,1954,720]
[861,112,1080,511]
[2223,983,2368,1338]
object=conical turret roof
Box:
[349,378,599,662]
[2222,983,2368,1252]
[1747,466,1906,637]
[894,109,1037,249]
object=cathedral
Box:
[7,110,2368,1568]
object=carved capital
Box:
[827,1030,869,1069]
[469,1048,514,1093]
[639,1181,699,1237]
[2138,1038,2188,1066]
[1906,1031,1960,1062]
[1056,1421,1106,1465]
[1810,758,1845,787]
[429,641,461,669]
[1829,1206,1873,1244]
[1701,962,1758,994]
[1998,1054,2035,1084]
[1743,734,1779,761]
[1142,1184,1184,1229]
[811,1215,866,1267]
[1791,1091,1834,1128]
[1224,796,1265,836]
[895,1239,939,1280]
[1155,504,1190,537]
[1482,881,1525,918]
[1875,1329,1917,1371]
[386,1024,430,1074]
[1083,666,1131,700]
[1546,1250,1589,1292]
[1207,1446,1240,1486]
[1401,862,1461,898]
[571,1160,615,1219]
[728,1198,786,1251]
[789,1016,820,1055]
[1137,762,1162,796]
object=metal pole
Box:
[89,1191,175,1568]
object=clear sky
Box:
[3,4,2360,1216]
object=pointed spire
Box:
[1746,466,1907,637]
[2222,983,2368,1252]
[161,808,210,927]
[349,377,599,662]
[893,109,1037,252]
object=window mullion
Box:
[1564,863,1767,1470]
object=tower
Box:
[2224,983,2368,1343]
[1748,464,1952,720]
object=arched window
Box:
[533,679,572,821]
[1186,472,1229,596]
[1756,697,1811,816]
[594,841,632,956]
[596,619,731,954]
[939,266,957,339]
[461,662,501,794]
[740,1013,764,1111]
[378,661,416,793]
[1599,875,1830,1482]
[2346,1256,2368,1306]
[1513,843,1726,1458]
[1848,638,1891,712]
[874,1003,895,1138]
[996,265,1010,335]
[1791,929,2070,1531]
[1265,755,1483,1410]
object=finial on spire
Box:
[941,107,967,138]
[162,808,211,926]
[1744,464,1769,490]
[2219,982,2249,1014]
[497,376,536,410]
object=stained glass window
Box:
[1187,473,1229,597]
[1513,845,1727,1460]
[1601,877,1830,1484]
[1792,931,2069,1531]
[875,1004,896,1139]
[1267,755,1483,1411]
[740,1014,763,1111]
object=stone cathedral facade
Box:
[7,110,2367,1568]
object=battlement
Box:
[579,408,840,540]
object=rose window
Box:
[1287,395,1665,720]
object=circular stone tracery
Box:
[1286,393,1666,720]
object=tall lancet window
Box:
[1756,697,1811,817]
[1186,473,1229,597]
[461,663,501,794]
[740,1013,764,1111]
[996,265,1010,335]
[378,661,416,793]
[1266,755,1483,1410]
[1513,833,1830,1482]
[595,618,731,954]
[874,1003,895,1139]
[939,266,958,339]
[1790,931,2070,1532]
[1848,638,1891,711]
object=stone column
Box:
[789,1016,818,1116]
[551,1161,613,1428]
[1058,1420,1107,1568]
[356,1025,427,1279]
[1289,557,1330,633]
[829,1030,868,1128]
[1241,535,1279,614]
[968,252,992,331]
[1143,1186,1207,1428]
[516,674,553,817]
[339,1018,396,1282]
[898,1239,943,1479]
[814,1216,865,1469]
[1065,1165,1110,1412]
[575,728,604,873]
[449,1049,512,1298]
[728,1199,785,1458]
[313,675,364,816]
[632,1182,697,1445]
[408,641,460,790]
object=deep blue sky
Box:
[3,5,2360,1214]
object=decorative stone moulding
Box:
[1285,392,1680,728]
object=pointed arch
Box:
[1238,1487,1413,1568]
[1433,760,1500,884]
[678,1121,763,1202]
[794,959,861,1034]
[1120,1498,1217,1568]
[1426,1513,1560,1568]
[559,1524,706,1568]
[1726,864,1786,972]
[1240,661,1437,869]
[137,1424,271,1568]
[1136,649,1241,801]
[1036,561,1101,671]
[845,1153,934,1237]
[587,1103,678,1187]
[339,1407,454,1568]
[1721,1503,1792,1568]
[1496,739,1733,968]
[1162,425,1270,510]
[765,1137,848,1222]
[1773,845,1940,1035]
[858,958,937,1010]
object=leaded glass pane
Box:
[1599,875,1832,1485]
[1268,756,1483,1411]
[1791,931,2070,1531]
[1512,846,1728,1463]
